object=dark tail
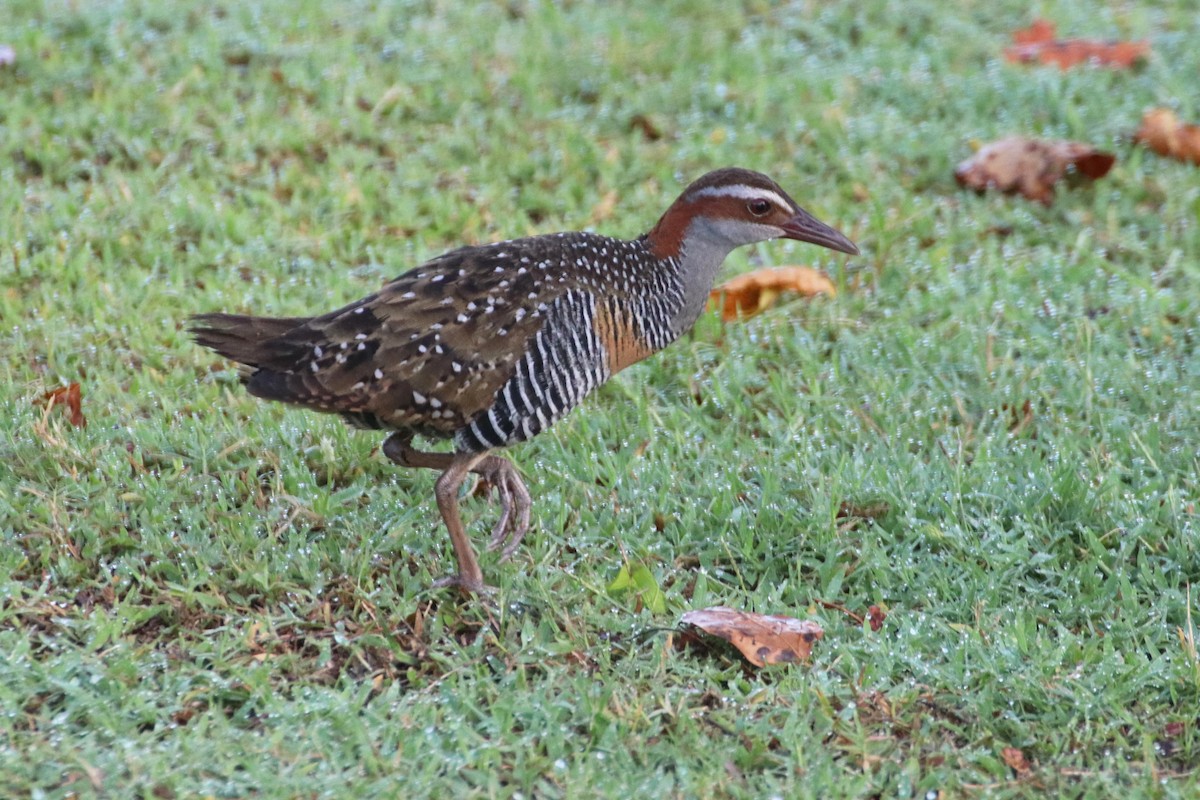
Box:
[189,312,313,370]
[191,311,374,411]
[190,312,344,408]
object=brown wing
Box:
[243,240,574,434]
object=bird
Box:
[191,167,859,594]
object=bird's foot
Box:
[430,571,496,596]
[473,457,533,562]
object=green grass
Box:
[3,0,1199,796]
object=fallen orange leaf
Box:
[1134,108,1200,166]
[1004,19,1148,70]
[40,382,87,427]
[709,266,835,321]
[680,606,823,667]
[954,137,1115,205]
[1011,18,1055,47]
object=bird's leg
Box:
[382,433,534,580]
[382,432,456,471]
[431,451,491,593]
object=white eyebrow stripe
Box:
[690,184,792,211]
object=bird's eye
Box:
[748,199,772,217]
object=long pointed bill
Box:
[781,208,860,255]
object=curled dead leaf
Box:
[1001,746,1031,774]
[680,606,823,667]
[709,266,835,321]
[1004,19,1149,70]
[954,137,1114,205]
[39,382,87,427]
[1134,108,1200,166]
[867,604,886,632]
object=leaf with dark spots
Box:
[954,137,1114,204]
[680,606,823,667]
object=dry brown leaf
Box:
[709,266,835,321]
[1001,746,1031,774]
[680,606,823,667]
[1004,19,1149,70]
[867,604,886,632]
[954,137,1115,205]
[1134,108,1200,166]
[39,382,87,427]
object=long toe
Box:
[497,519,530,561]
[486,481,514,551]
[478,459,517,552]
[497,474,533,562]
[484,496,513,554]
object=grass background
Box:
[2,0,1199,796]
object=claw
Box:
[472,459,532,559]
[486,477,514,549]
[496,471,532,562]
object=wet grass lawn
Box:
[2,1,1199,796]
